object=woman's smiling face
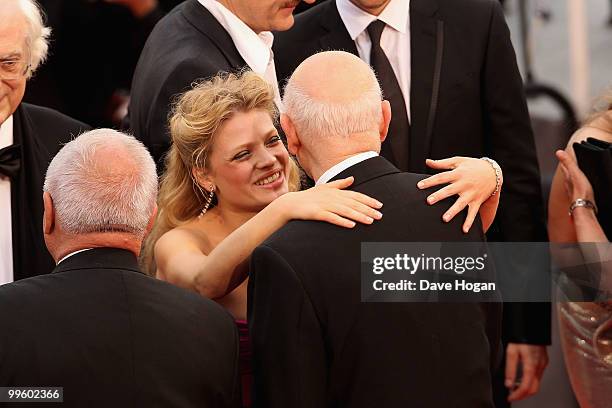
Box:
[202,109,290,212]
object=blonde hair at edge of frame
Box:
[141,71,300,275]
[583,88,612,131]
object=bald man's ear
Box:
[379,100,391,142]
[280,113,301,156]
[43,192,55,235]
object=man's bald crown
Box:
[289,51,379,104]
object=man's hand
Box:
[505,343,548,402]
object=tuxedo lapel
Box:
[318,1,358,55]
[10,105,54,280]
[181,0,246,70]
[410,0,442,173]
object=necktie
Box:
[0,144,20,179]
[367,20,410,170]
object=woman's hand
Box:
[277,177,383,228]
[555,149,595,204]
[417,156,502,233]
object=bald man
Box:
[248,51,501,408]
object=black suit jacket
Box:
[0,248,241,408]
[248,157,502,408]
[126,0,247,166]
[274,0,550,345]
[11,103,90,281]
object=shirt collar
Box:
[0,115,13,149]
[57,248,94,265]
[198,0,273,74]
[316,151,379,185]
[336,0,410,40]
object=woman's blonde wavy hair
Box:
[141,71,300,274]
[584,89,612,131]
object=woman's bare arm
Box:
[155,177,383,299]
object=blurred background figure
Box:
[0,0,90,285]
[23,0,183,128]
[548,92,611,408]
[23,0,320,130]
[500,2,611,405]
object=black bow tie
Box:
[0,144,21,179]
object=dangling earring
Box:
[199,185,215,218]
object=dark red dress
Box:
[235,319,252,407]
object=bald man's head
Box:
[290,51,379,105]
[281,51,390,180]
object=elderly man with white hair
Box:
[0,0,90,284]
[247,51,502,408]
[0,129,241,408]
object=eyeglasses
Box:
[0,59,30,80]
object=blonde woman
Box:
[142,71,384,406]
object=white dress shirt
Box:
[316,151,379,185]
[197,0,282,109]
[337,0,411,121]
[0,115,14,285]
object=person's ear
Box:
[191,167,214,192]
[42,192,55,235]
[379,100,392,143]
[281,113,301,156]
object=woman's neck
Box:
[213,203,260,233]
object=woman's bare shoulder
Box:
[156,219,213,256]
[566,124,612,149]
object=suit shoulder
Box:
[275,0,329,46]
[144,1,228,59]
[0,274,59,316]
[374,171,431,202]
[20,103,91,134]
[438,0,500,24]
[439,0,498,12]
[136,10,235,86]
[292,0,330,30]
[124,272,236,326]
[146,0,190,37]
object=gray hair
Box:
[282,67,383,139]
[43,129,158,237]
[16,0,51,77]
